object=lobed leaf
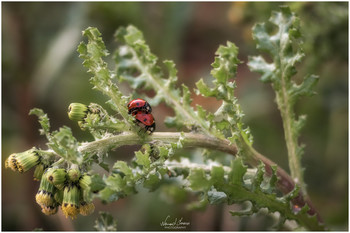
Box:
[78,27,134,130]
[248,5,319,195]
[29,108,51,136]
[188,169,212,191]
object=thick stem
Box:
[78,131,322,223]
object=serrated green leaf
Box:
[247,56,276,83]
[269,165,278,191]
[104,174,135,197]
[251,23,276,54]
[249,6,318,195]
[290,74,319,103]
[211,41,240,84]
[99,187,119,203]
[210,166,225,188]
[251,162,265,192]
[229,157,247,185]
[29,108,51,136]
[143,173,160,191]
[79,27,133,129]
[44,126,82,164]
[188,169,211,191]
[113,161,133,176]
[90,174,106,193]
[195,79,214,97]
[135,150,151,168]
[158,146,170,158]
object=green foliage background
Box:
[2,2,348,231]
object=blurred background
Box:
[2,2,348,231]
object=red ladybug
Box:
[127,98,152,114]
[133,111,156,134]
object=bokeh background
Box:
[2,2,348,231]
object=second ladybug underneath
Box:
[133,111,156,134]
[127,98,155,134]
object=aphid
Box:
[127,98,152,114]
[133,111,156,134]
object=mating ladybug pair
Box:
[127,98,155,134]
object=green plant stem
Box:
[276,90,305,194]
[77,131,321,224]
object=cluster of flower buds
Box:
[5,149,95,220]
[35,168,95,219]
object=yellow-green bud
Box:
[36,172,56,207]
[6,148,40,173]
[33,164,45,181]
[68,103,88,122]
[79,201,95,216]
[62,184,80,219]
[79,174,91,191]
[46,168,66,189]
[68,169,81,182]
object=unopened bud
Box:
[36,172,56,207]
[61,184,80,219]
[47,168,66,189]
[79,174,91,191]
[68,169,81,182]
[68,103,88,122]
[6,148,40,173]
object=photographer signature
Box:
[160,215,190,229]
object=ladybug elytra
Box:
[133,111,156,134]
[127,98,152,115]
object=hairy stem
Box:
[276,91,305,194]
[77,131,321,223]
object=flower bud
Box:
[61,184,80,219]
[68,103,88,122]
[36,172,56,207]
[79,174,91,191]
[6,148,40,173]
[68,169,81,182]
[46,168,67,189]
[33,164,45,181]
[41,205,58,215]
[79,201,95,216]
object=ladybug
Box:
[133,111,156,134]
[127,98,152,115]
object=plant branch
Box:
[78,131,322,223]
[276,81,306,194]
